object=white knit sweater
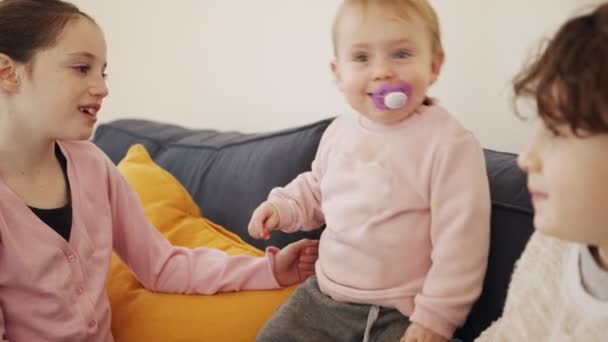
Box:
[476,233,608,341]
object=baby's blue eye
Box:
[394,50,411,59]
[353,54,368,62]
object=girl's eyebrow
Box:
[67,51,107,70]
[68,51,95,59]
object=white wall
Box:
[73,0,600,153]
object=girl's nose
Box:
[517,125,543,173]
[90,77,109,98]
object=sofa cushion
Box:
[109,144,297,342]
[94,118,331,250]
[93,118,534,340]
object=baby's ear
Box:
[430,52,445,85]
[0,54,20,92]
[330,60,343,92]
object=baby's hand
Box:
[248,201,279,240]
[400,323,447,342]
[274,239,319,286]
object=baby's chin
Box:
[367,110,415,125]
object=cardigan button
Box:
[66,253,77,263]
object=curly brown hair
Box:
[513,3,608,135]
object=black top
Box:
[28,144,72,241]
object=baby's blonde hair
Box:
[331,0,443,57]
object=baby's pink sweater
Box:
[269,105,491,338]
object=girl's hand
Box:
[273,239,319,286]
[248,201,280,240]
[401,323,448,342]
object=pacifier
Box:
[371,82,412,110]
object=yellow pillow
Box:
[108,144,295,342]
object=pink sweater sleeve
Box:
[0,307,7,341]
[267,122,337,232]
[104,158,281,294]
[410,132,491,339]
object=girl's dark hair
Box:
[513,3,608,135]
[0,0,93,63]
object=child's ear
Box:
[0,54,20,92]
[429,52,445,85]
[330,60,344,92]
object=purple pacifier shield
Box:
[371,82,412,110]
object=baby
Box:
[251,1,491,341]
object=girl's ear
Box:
[0,54,20,92]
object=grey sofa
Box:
[92,118,534,341]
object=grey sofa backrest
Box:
[93,118,534,341]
